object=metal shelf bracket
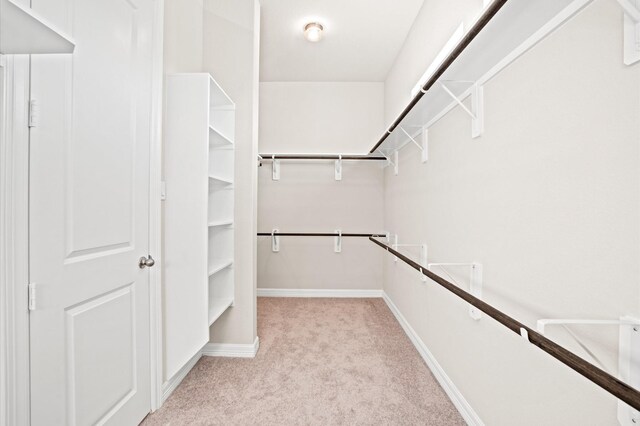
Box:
[536,316,640,425]
[335,155,342,181]
[391,235,428,282]
[428,262,483,319]
[440,81,484,138]
[618,0,640,65]
[334,229,342,253]
[399,126,428,163]
[272,155,280,181]
[271,228,280,252]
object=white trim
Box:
[257,288,384,298]
[0,55,31,426]
[202,336,260,358]
[382,292,483,426]
[423,0,593,131]
[161,350,203,403]
[148,0,165,412]
[161,336,260,402]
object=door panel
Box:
[66,0,137,257]
[29,0,155,424]
[66,284,136,425]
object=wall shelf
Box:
[209,175,233,185]
[164,73,235,379]
[208,298,234,326]
[372,0,590,156]
[1,0,76,54]
[208,260,233,277]
[208,220,234,228]
[209,125,234,147]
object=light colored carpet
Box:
[142,298,465,425]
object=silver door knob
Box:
[139,255,155,269]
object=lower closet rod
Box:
[369,237,640,411]
[258,232,386,237]
[259,154,387,161]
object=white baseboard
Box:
[160,337,260,405]
[382,292,483,426]
[202,336,260,358]
[161,349,203,403]
[257,288,384,298]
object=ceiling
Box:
[259,0,425,82]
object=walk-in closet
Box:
[1,0,639,424]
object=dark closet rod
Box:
[369,237,640,411]
[258,232,386,238]
[369,0,509,154]
[260,154,387,161]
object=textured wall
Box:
[383,0,640,423]
[257,82,385,291]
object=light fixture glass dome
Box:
[304,22,324,42]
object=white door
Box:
[28,0,155,424]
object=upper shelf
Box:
[374,0,584,155]
[209,75,235,108]
[1,0,75,54]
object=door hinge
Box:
[28,283,36,311]
[28,99,37,128]
[160,181,166,201]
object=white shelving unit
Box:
[1,0,75,54]
[164,73,235,380]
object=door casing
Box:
[0,0,165,423]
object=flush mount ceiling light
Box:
[303,22,324,42]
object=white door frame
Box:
[0,54,32,426]
[148,0,165,412]
[0,0,166,422]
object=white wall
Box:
[383,0,639,424]
[203,0,260,344]
[163,0,204,74]
[258,82,385,291]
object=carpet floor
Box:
[142,297,465,425]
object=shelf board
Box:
[209,125,234,147]
[208,175,233,185]
[208,260,233,277]
[377,0,581,155]
[1,0,76,54]
[209,75,235,108]
[208,220,234,228]
[208,297,234,326]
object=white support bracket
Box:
[620,315,640,425]
[393,150,399,175]
[421,126,429,163]
[399,126,428,163]
[271,228,280,252]
[392,239,428,282]
[428,262,483,320]
[440,81,484,138]
[334,229,342,253]
[375,149,399,175]
[618,0,640,65]
[335,155,342,181]
[391,234,399,262]
[272,155,280,181]
[536,316,640,425]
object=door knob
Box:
[139,255,155,269]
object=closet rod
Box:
[369,237,640,411]
[258,232,386,238]
[259,154,387,161]
[368,0,509,154]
